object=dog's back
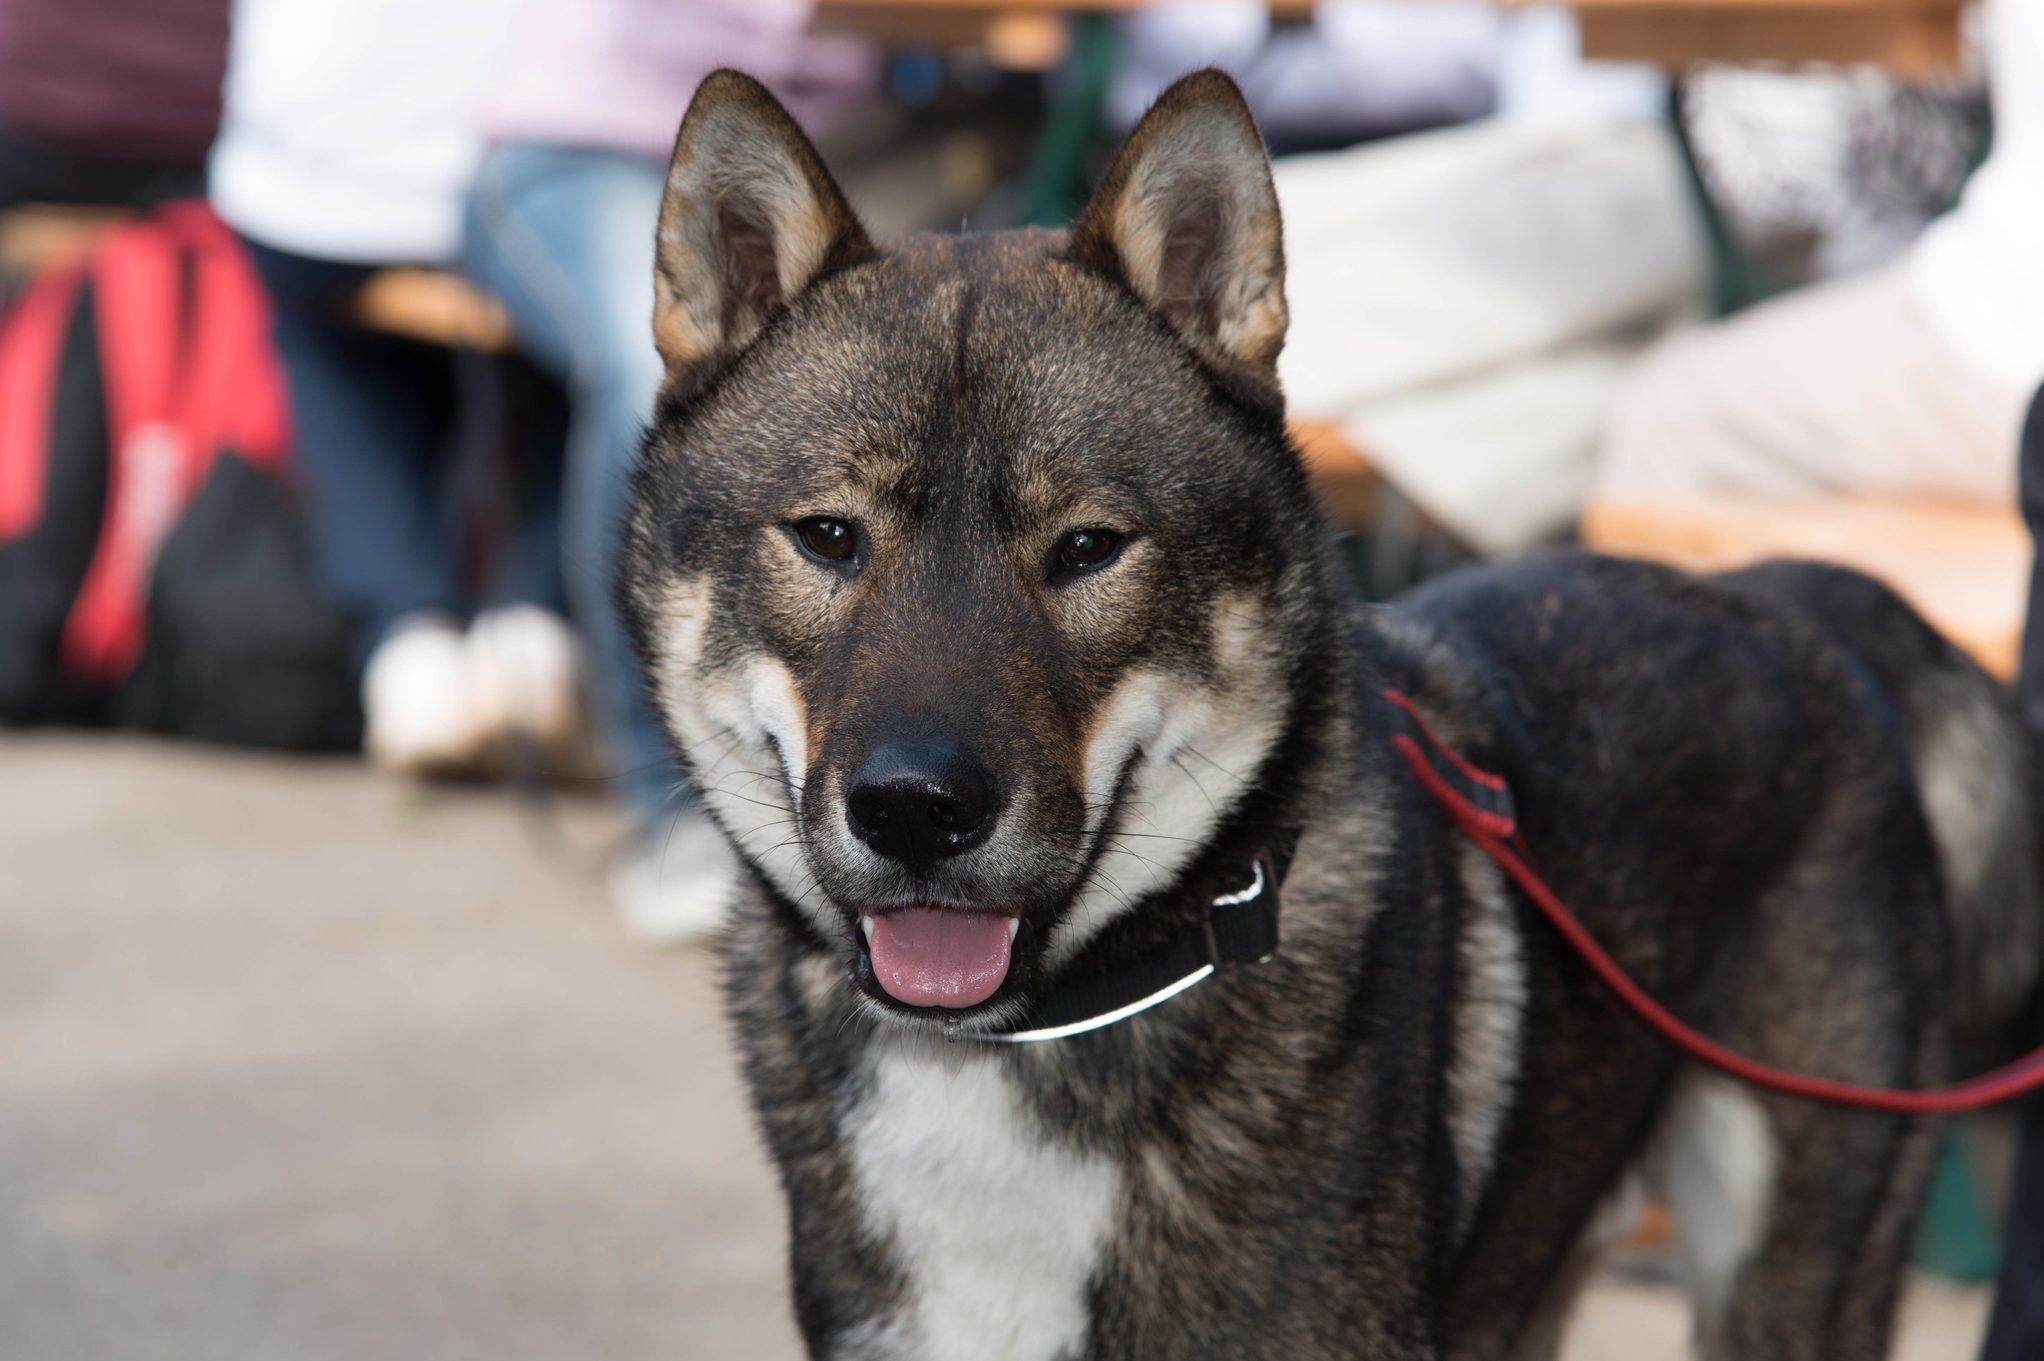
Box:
[1380,551,2043,1359]
[1392,551,2042,1044]
[1726,558,2043,1037]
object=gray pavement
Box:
[0,734,1989,1360]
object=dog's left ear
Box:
[653,69,872,375]
[1070,69,1287,389]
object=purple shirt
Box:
[0,0,228,159]
[484,0,877,160]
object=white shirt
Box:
[1910,0,2044,397]
[210,0,515,263]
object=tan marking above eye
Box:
[1209,592,1271,676]
[652,575,714,676]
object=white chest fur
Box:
[839,1046,1123,1361]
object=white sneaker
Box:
[609,812,743,946]
[361,612,490,777]
[465,605,587,772]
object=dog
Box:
[620,68,2043,1361]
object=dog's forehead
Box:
[686,230,1204,504]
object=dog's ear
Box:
[653,70,872,374]
[1070,69,1287,389]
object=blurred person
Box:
[1596,0,2042,507]
[0,0,226,208]
[210,0,583,779]
[1984,382,2044,1361]
[1243,6,1699,557]
[461,0,878,942]
[1108,0,1501,151]
[1672,67,1987,294]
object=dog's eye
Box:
[793,517,858,565]
[1052,528,1124,579]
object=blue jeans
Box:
[244,240,467,667]
[461,142,685,827]
[245,239,568,672]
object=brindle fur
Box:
[622,70,2042,1360]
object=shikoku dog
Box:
[621,68,2043,1361]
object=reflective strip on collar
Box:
[1210,859,1265,908]
[975,965,1216,1044]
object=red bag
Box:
[0,201,359,749]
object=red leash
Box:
[1384,686,2044,1115]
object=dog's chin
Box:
[845,905,1046,1030]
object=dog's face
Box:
[624,70,1329,1031]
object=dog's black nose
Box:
[846,740,995,868]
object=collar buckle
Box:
[1206,857,1280,968]
[1204,858,1269,968]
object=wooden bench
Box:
[353,267,514,352]
[1560,0,1964,78]
[1582,494,2030,679]
[1291,420,1381,527]
[0,205,126,277]
[814,0,1319,72]
[812,0,1965,76]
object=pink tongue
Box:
[868,908,1014,1009]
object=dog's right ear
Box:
[1069,70,1286,394]
[653,70,871,375]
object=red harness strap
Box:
[1384,685,2044,1115]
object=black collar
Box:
[976,830,1299,1044]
